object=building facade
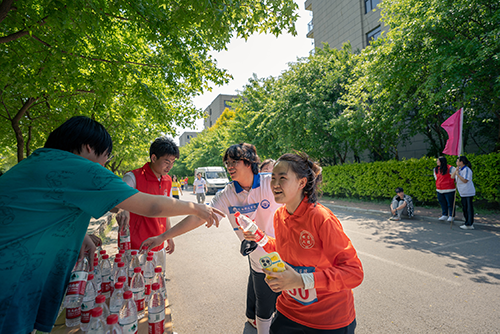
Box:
[179,131,199,147]
[203,94,238,129]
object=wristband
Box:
[301,273,315,290]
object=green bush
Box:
[322,152,500,209]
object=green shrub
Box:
[322,152,500,209]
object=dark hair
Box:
[260,158,275,172]
[435,156,449,175]
[44,116,112,156]
[395,187,404,193]
[458,156,472,170]
[150,137,179,160]
[223,143,260,175]
[277,152,322,203]
[172,175,178,182]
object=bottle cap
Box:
[118,276,127,283]
[95,294,105,303]
[114,282,124,289]
[91,307,103,317]
[118,262,125,268]
[147,256,153,261]
[107,314,119,325]
[93,258,98,265]
[88,274,94,280]
[142,245,148,250]
[102,254,109,259]
[100,250,106,255]
[148,251,154,257]
[119,249,125,254]
[131,250,138,255]
[134,267,141,273]
[154,267,162,273]
[152,283,160,291]
[123,291,133,299]
[114,257,121,263]
[234,211,241,218]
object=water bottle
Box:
[99,250,107,264]
[120,249,130,271]
[143,256,155,303]
[234,211,268,246]
[119,290,138,334]
[88,307,106,334]
[96,294,111,320]
[152,267,167,301]
[130,267,146,319]
[81,274,97,331]
[128,251,140,286]
[117,275,130,292]
[112,262,127,297]
[139,246,148,271]
[148,283,165,334]
[111,257,122,296]
[94,257,103,294]
[101,254,112,299]
[64,258,89,327]
[105,314,123,334]
[110,282,125,316]
[119,224,132,251]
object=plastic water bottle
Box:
[94,257,103,294]
[128,251,140,286]
[64,258,89,327]
[110,282,125,316]
[88,306,106,334]
[117,275,130,292]
[152,267,167,301]
[99,250,107,264]
[234,211,268,246]
[111,257,122,296]
[143,256,155,303]
[81,274,97,331]
[147,251,157,268]
[139,245,149,270]
[105,314,123,334]
[130,267,146,319]
[112,262,127,297]
[148,283,165,334]
[119,224,132,251]
[119,290,138,334]
[96,294,111,320]
[101,254,112,299]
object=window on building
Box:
[365,0,380,13]
[209,108,212,115]
[366,26,381,45]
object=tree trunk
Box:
[11,98,36,162]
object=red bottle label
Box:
[102,281,111,293]
[145,284,151,296]
[66,307,81,319]
[81,310,91,323]
[66,271,88,295]
[135,298,145,312]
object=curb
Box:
[320,201,500,231]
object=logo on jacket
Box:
[299,230,315,249]
[260,199,271,209]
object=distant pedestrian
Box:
[260,158,275,173]
[193,172,207,204]
[434,157,456,222]
[389,187,414,220]
[172,175,183,199]
[451,156,476,230]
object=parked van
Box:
[194,166,230,195]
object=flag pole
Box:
[450,108,464,229]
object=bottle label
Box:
[148,310,165,334]
[120,240,132,251]
[134,298,145,312]
[66,271,88,295]
[256,233,268,247]
[102,281,111,293]
[145,284,151,296]
[120,319,138,333]
[66,307,81,319]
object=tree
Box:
[0,0,299,162]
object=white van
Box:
[194,166,230,195]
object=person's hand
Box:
[88,234,102,248]
[264,263,304,293]
[165,239,175,254]
[140,236,165,253]
[79,234,97,271]
[391,208,396,215]
[116,210,130,232]
[194,204,225,228]
[239,227,257,241]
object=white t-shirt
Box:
[210,173,282,272]
[456,166,476,197]
[193,178,207,194]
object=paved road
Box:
[163,193,500,334]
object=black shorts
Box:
[270,311,356,334]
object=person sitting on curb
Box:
[390,187,414,220]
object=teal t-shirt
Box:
[0,148,138,333]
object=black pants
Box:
[461,196,474,226]
[270,311,356,334]
[246,261,280,320]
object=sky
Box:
[174,0,313,144]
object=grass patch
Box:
[99,216,117,244]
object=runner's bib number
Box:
[285,264,318,306]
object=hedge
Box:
[321,152,500,209]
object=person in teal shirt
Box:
[0,116,223,334]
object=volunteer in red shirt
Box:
[244,152,363,333]
[433,156,456,222]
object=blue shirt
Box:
[0,148,138,333]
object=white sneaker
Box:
[438,215,448,221]
[460,224,474,230]
[447,216,454,222]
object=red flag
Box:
[441,108,463,156]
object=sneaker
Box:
[460,224,474,230]
[438,215,448,221]
[247,318,257,329]
[447,216,454,222]
[390,216,401,221]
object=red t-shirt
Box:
[264,198,363,330]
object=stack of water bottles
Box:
[62,234,171,333]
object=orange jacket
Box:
[263,198,363,330]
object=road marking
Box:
[428,235,497,251]
[357,251,461,286]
